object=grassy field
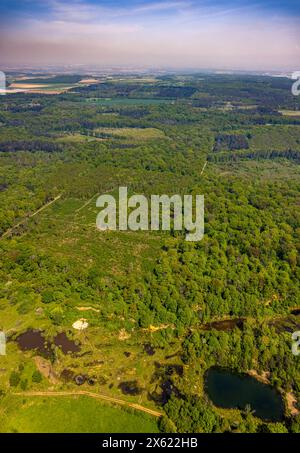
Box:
[21,194,162,279]
[0,395,159,433]
[56,133,105,143]
[8,83,77,94]
[85,98,173,105]
[248,125,300,151]
[94,127,166,142]
[279,110,300,117]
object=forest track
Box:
[75,188,114,214]
[13,390,163,418]
[0,194,62,239]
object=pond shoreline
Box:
[247,369,299,417]
[204,366,285,422]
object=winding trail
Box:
[13,390,163,418]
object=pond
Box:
[202,318,244,331]
[16,329,80,357]
[53,332,80,354]
[16,329,52,358]
[204,367,284,422]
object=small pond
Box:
[54,332,80,354]
[16,329,52,358]
[204,367,284,422]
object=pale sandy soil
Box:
[248,369,270,384]
[79,79,99,84]
[10,83,48,89]
[76,306,100,313]
[118,329,131,340]
[7,84,75,94]
[286,392,300,416]
[34,356,59,384]
[279,110,300,116]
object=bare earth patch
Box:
[34,356,59,384]
[286,392,299,416]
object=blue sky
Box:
[1,1,300,16]
[1,1,299,70]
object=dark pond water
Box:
[202,318,245,331]
[54,332,80,354]
[144,343,155,356]
[16,330,80,356]
[16,329,52,358]
[60,369,75,382]
[118,380,143,395]
[205,367,284,422]
[74,375,86,385]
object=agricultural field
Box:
[0,73,300,434]
[0,395,158,433]
[85,98,173,105]
[5,75,101,94]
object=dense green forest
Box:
[0,73,299,433]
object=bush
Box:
[9,371,21,387]
[32,370,43,383]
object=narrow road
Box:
[75,193,99,213]
[200,161,207,176]
[1,194,62,239]
[75,188,115,214]
[30,194,62,217]
[13,390,163,418]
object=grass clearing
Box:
[94,127,166,142]
[249,125,300,151]
[279,110,300,117]
[85,98,173,106]
[56,133,105,143]
[18,195,162,279]
[0,395,159,433]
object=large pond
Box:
[205,367,284,422]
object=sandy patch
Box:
[34,356,59,384]
[279,110,300,117]
[10,83,48,89]
[286,392,299,416]
[72,318,89,330]
[76,306,100,313]
[118,329,131,340]
[248,369,270,384]
[79,79,100,84]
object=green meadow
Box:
[0,395,159,433]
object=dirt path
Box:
[75,193,99,213]
[75,188,114,214]
[30,194,62,217]
[13,390,162,418]
[76,306,100,313]
[200,161,207,176]
[1,194,62,239]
